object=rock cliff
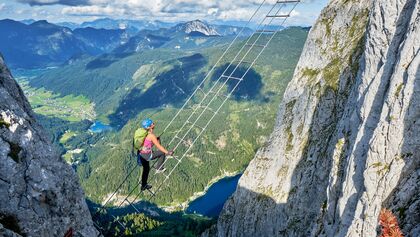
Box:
[210,0,419,236]
[0,55,98,236]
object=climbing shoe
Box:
[141,184,152,191]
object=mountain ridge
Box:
[0,19,129,69]
[1,18,253,69]
[173,19,220,36]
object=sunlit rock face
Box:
[0,55,99,236]
[175,20,220,36]
[207,0,419,236]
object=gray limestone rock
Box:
[210,0,419,236]
[0,55,99,236]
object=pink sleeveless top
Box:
[141,138,153,154]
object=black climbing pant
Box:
[138,151,166,187]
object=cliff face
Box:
[0,56,98,236]
[211,0,419,236]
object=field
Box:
[18,79,96,122]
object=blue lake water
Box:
[186,174,241,217]
[89,121,113,133]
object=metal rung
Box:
[277,0,300,3]
[162,173,171,181]
[172,156,181,162]
[218,94,230,99]
[208,90,229,99]
[266,14,290,18]
[129,203,140,213]
[127,200,141,213]
[198,106,216,114]
[197,87,205,94]
[174,135,192,148]
[222,75,243,81]
[245,44,266,48]
[110,214,126,229]
[174,135,186,143]
[186,120,204,130]
[93,221,105,231]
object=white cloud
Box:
[11,0,327,25]
[207,8,218,16]
[62,5,126,16]
[218,8,254,21]
[0,3,5,11]
[290,10,300,17]
[16,0,90,6]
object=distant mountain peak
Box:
[31,20,49,25]
[30,20,58,28]
[20,19,36,25]
[175,19,220,36]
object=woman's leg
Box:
[151,151,166,170]
[137,152,142,166]
[139,155,150,186]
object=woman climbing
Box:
[136,118,173,191]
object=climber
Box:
[134,118,173,191]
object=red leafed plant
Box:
[379,208,404,237]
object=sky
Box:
[0,0,329,26]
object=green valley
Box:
[18,79,96,122]
[21,27,308,235]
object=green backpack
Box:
[133,128,148,151]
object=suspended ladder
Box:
[93,0,300,235]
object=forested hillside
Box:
[64,27,308,206]
[16,27,309,234]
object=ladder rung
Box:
[174,135,186,143]
[173,156,181,162]
[197,87,205,94]
[218,94,229,99]
[110,214,126,228]
[147,189,155,196]
[277,0,300,3]
[208,90,229,99]
[93,222,105,232]
[197,105,216,114]
[205,107,216,114]
[222,75,243,81]
[174,135,193,148]
[168,156,180,162]
[266,14,290,18]
[245,44,266,48]
[127,200,141,212]
[130,204,140,212]
[186,120,204,130]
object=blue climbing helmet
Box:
[142,118,154,129]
